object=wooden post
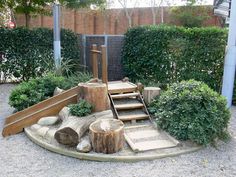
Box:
[101,45,108,84]
[92,44,98,78]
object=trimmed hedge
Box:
[122,25,227,92]
[149,80,230,145]
[0,27,80,81]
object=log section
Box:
[78,82,110,112]
[89,119,124,154]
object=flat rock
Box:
[58,107,70,121]
[76,138,92,153]
[37,116,59,126]
[53,87,64,96]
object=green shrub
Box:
[122,25,227,92]
[9,74,65,111]
[149,80,230,145]
[9,72,91,111]
[68,100,93,117]
[0,27,80,81]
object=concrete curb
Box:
[25,127,203,162]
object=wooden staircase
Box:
[108,81,150,123]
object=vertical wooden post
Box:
[101,45,108,84]
[92,44,98,78]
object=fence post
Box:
[101,45,108,84]
[92,44,98,78]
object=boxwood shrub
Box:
[149,80,230,145]
[68,100,93,117]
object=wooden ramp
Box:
[124,125,179,152]
[108,81,151,123]
[2,86,79,137]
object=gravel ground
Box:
[0,84,236,177]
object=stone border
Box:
[25,127,203,162]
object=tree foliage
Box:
[0,0,105,27]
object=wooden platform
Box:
[108,81,137,94]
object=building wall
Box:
[15,6,221,35]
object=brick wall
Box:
[15,6,221,35]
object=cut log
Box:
[89,119,124,154]
[54,110,114,146]
[78,82,110,112]
[143,87,161,105]
[54,115,96,146]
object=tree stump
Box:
[89,119,124,154]
[78,82,110,112]
[143,87,161,104]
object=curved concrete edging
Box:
[25,128,203,162]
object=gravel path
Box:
[0,84,236,177]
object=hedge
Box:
[121,25,227,92]
[0,27,80,81]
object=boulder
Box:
[76,138,92,153]
[53,87,64,96]
[37,116,59,126]
[58,107,70,121]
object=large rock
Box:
[53,87,64,96]
[58,107,70,121]
[76,138,92,153]
[37,116,59,126]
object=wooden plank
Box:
[114,103,143,110]
[108,81,137,94]
[111,92,139,99]
[5,86,79,125]
[118,113,149,121]
[2,95,77,137]
[124,125,179,152]
[101,45,108,84]
[92,44,98,78]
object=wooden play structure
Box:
[2,43,168,154]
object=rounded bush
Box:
[68,100,92,117]
[149,80,230,145]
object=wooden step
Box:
[111,92,139,99]
[114,103,143,110]
[118,113,149,121]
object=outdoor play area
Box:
[1,0,236,176]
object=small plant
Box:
[68,100,92,117]
[150,80,231,145]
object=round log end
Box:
[54,127,79,146]
[89,119,124,154]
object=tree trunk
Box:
[78,82,110,112]
[89,119,124,154]
[25,13,31,28]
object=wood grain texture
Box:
[2,86,79,137]
[89,119,124,154]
